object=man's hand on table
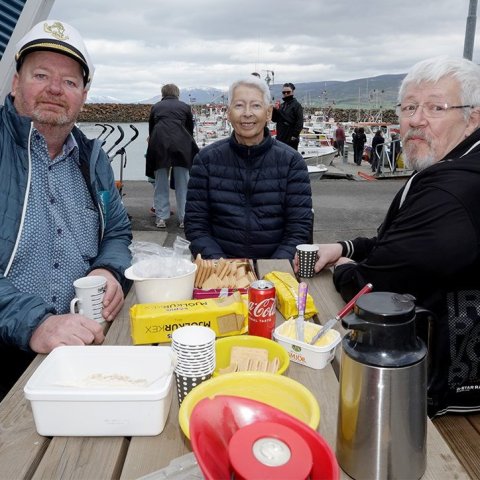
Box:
[294,243,348,274]
[89,268,124,322]
[29,269,124,354]
[29,314,105,354]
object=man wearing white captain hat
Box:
[0,20,132,397]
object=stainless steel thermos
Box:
[336,292,428,480]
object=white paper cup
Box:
[70,276,107,323]
[172,326,216,378]
[296,244,319,278]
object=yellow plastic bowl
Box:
[178,372,320,439]
[214,335,290,376]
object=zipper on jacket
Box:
[245,148,252,258]
[5,122,34,277]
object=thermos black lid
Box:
[342,291,427,367]
[354,292,416,324]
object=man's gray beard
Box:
[32,109,71,127]
[403,150,437,171]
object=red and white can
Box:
[248,280,276,339]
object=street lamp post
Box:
[464,0,478,60]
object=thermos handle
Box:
[414,306,436,360]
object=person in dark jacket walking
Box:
[295,56,480,418]
[371,129,384,173]
[271,82,304,150]
[146,84,198,229]
[184,76,312,260]
[334,123,346,157]
[0,20,132,398]
[352,127,367,165]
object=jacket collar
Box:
[443,127,480,160]
[2,94,32,148]
[229,127,272,157]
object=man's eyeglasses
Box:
[282,90,292,95]
[395,102,476,118]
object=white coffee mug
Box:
[70,276,107,323]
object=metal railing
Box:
[371,138,412,176]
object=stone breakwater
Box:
[78,104,152,123]
[78,103,398,124]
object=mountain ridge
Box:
[87,73,405,108]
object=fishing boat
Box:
[300,145,338,166]
[308,164,329,181]
[298,132,338,166]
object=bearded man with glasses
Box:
[271,82,304,150]
[294,56,480,418]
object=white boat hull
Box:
[308,165,328,181]
[301,148,338,167]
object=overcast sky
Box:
[49,0,478,102]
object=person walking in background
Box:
[353,127,367,165]
[0,20,132,397]
[146,84,198,229]
[371,129,384,173]
[272,82,304,150]
[185,76,312,260]
[334,122,346,157]
[389,132,402,170]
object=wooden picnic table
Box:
[0,259,471,479]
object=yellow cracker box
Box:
[264,271,318,320]
[130,292,248,344]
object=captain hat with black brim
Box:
[15,20,94,90]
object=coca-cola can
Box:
[248,280,276,339]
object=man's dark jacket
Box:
[333,128,480,417]
[184,129,312,260]
[145,95,198,177]
[272,96,304,146]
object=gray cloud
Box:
[50,0,478,101]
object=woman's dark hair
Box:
[283,82,295,91]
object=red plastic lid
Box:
[228,421,313,480]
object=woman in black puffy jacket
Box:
[184,76,312,260]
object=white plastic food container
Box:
[24,345,175,436]
[273,320,342,369]
[124,258,197,304]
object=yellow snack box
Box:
[130,292,248,344]
[263,271,318,320]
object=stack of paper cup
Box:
[171,326,216,404]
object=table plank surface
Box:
[0,259,471,479]
[297,268,470,480]
[433,415,480,479]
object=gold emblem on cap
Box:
[43,22,69,41]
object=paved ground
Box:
[123,151,409,247]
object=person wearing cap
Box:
[0,20,132,397]
[271,82,304,151]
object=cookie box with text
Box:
[130,292,248,344]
